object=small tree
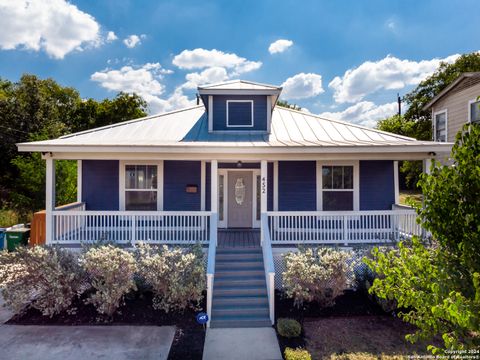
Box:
[366,124,480,352]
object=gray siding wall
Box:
[212,95,268,131]
[278,161,317,211]
[431,82,480,142]
[359,160,395,210]
[82,160,119,210]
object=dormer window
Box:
[226,100,254,127]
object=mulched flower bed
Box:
[274,289,388,355]
[7,291,207,360]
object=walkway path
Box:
[202,327,282,360]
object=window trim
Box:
[119,160,164,211]
[468,98,480,124]
[433,109,448,142]
[226,100,254,128]
[316,160,359,211]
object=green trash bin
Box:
[6,227,30,251]
[0,228,6,250]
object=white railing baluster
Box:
[266,210,421,245]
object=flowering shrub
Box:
[81,245,137,316]
[284,348,312,360]
[0,246,85,317]
[136,243,205,312]
[282,247,352,308]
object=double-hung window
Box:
[322,165,354,211]
[469,99,480,124]
[125,165,157,210]
[434,110,447,142]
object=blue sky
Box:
[0,0,478,127]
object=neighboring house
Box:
[17,80,451,328]
[424,72,480,143]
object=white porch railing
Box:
[261,213,275,325]
[267,210,421,245]
[52,211,211,245]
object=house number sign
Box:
[261,176,266,194]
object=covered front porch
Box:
[45,157,425,247]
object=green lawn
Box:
[0,209,20,227]
[399,190,423,207]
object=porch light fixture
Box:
[236,161,242,168]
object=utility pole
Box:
[397,93,402,116]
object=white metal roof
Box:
[17,105,452,155]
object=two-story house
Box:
[424,72,480,143]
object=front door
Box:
[227,171,253,228]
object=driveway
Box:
[0,325,175,360]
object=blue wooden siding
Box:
[212,95,267,131]
[360,160,395,210]
[164,161,201,211]
[278,161,316,211]
[82,160,119,210]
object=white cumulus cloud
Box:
[123,34,145,48]
[319,101,398,128]
[182,67,229,89]
[0,0,100,59]
[91,63,194,114]
[329,54,460,103]
[106,31,118,42]
[268,39,293,54]
[281,73,324,100]
[172,48,262,75]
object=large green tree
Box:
[0,74,147,218]
[366,124,480,352]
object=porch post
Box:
[211,160,218,245]
[260,160,268,243]
[261,160,268,213]
[423,158,432,174]
[45,157,56,244]
[393,160,399,205]
[77,160,82,203]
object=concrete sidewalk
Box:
[203,327,282,360]
[0,294,14,323]
[0,325,175,360]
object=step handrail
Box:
[261,213,275,325]
[206,213,218,327]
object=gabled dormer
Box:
[198,80,282,134]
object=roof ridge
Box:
[60,105,204,139]
[275,106,417,141]
[198,79,281,90]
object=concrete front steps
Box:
[210,247,271,328]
